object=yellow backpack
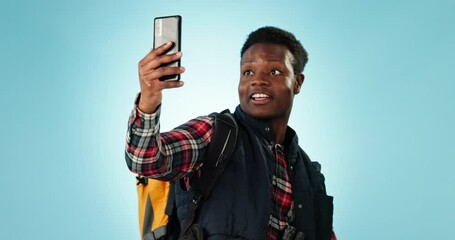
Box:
[135,111,238,240]
[136,177,172,240]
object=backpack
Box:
[135,110,238,240]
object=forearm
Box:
[125,102,214,181]
[125,105,162,176]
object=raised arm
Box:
[125,43,213,181]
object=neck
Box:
[271,119,288,144]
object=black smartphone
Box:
[153,15,182,81]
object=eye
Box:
[270,69,282,76]
[243,70,254,76]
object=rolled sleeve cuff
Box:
[130,93,161,134]
[136,105,160,121]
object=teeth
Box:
[252,93,270,98]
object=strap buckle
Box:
[136,175,148,185]
[192,192,203,205]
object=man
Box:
[125,26,335,240]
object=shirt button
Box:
[298,204,303,209]
[265,127,270,132]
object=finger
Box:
[140,52,182,74]
[140,42,173,65]
[159,80,185,89]
[142,66,185,81]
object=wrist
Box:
[136,92,161,114]
[138,102,160,114]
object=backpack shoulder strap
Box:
[180,110,238,237]
[194,110,238,197]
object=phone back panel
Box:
[154,15,181,81]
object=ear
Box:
[294,74,304,94]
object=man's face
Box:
[238,43,303,122]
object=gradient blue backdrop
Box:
[1,0,454,239]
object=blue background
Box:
[1,0,454,239]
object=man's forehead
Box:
[241,43,294,63]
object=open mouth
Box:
[250,93,271,104]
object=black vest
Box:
[174,106,333,240]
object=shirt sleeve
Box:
[331,228,337,240]
[125,97,214,181]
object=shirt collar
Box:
[233,105,300,160]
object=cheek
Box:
[238,80,248,97]
[280,79,294,92]
[286,78,297,94]
[277,82,295,103]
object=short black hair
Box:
[240,26,308,74]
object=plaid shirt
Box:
[125,103,336,240]
[125,106,212,181]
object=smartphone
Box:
[154,15,182,81]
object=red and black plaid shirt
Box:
[125,104,336,240]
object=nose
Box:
[251,73,270,86]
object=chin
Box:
[243,108,274,119]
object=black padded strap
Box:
[179,111,238,237]
[193,112,238,196]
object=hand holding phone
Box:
[137,40,185,114]
[136,15,184,114]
